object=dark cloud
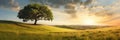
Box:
[30,0,93,18]
[94,10,113,17]
[0,0,20,11]
[64,3,77,18]
[30,0,93,5]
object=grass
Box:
[0,20,120,40]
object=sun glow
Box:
[69,10,110,25]
[82,18,97,25]
[79,14,101,25]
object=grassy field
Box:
[0,20,120,40]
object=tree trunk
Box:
[34,19,37,25]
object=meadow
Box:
[0,20,120,40]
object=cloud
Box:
[0,0,20,11]
[30,0,94,18]
[89,0,120,24]
[30,0,93,5]
[16,0,119,25]
[31,0,119,24]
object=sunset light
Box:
[77,13,101,25]
[0,0,120,40]
[82,18,97,25]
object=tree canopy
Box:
[17,3,53,25]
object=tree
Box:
[17,3,53,25]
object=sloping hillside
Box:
[0,20,120,40]
[0,20,76,33]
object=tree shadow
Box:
[0,20,32,29]
[0,20,49,31]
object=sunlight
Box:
[79,14,100,25]
[82,18,97,25]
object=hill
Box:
[54,25,112,30]
[0,20,120,40]
[0,20,76,32]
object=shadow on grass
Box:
[0,20,32,29]
[0,20,47,31]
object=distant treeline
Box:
[53,25,112,30]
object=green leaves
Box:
[17,3,53,24]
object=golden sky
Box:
[0,0,120,25]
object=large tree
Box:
[17,3,53,25]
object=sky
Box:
[0,0,120,26]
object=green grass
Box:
[0,20,120,40]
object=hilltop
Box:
[0,20,76,33]
[0,20,120,40]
